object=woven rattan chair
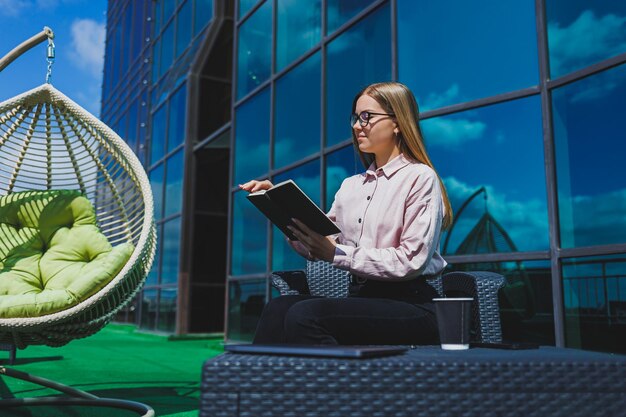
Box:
[0,28,155,417]
[272,260,506,343]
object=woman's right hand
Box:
[239,179,273,193]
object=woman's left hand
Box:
[287,218,337,262]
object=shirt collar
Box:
[364,153,411,181]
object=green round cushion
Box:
[0,190,134,318]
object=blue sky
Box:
[0,0,107,116]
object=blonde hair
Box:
[351,82,453,229]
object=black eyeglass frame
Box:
[350,111,396,127]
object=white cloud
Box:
[0,0,29,16]
[560,188,626,247]
[442,176,549,254]
[422,117,486,149]
[569,78,619,104]
[423,83,461,110]
[69,18,106,78]
[549,10,626,76]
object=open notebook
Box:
[224,344,408,359]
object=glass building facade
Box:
[102,0,626,353]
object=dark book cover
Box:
[246,180,341,240]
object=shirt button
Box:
[367,196,371,200]
[358,218,362,223]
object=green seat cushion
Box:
[0,190,134,318]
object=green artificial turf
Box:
[0,324,224,416]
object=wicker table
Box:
[200,346,626,417]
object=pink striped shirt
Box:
[328,153,447,281]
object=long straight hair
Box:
[351,82,453,229]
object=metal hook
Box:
[46,38,55,84]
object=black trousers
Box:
[253,279,439,345]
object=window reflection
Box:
[140,289,158,330]
[325,145,359,211]
[146,224,162,286]
[168,85,187,152]
[161,217,182,284]
[234,87,270,186]
[448,260,554,345]
[176,0,193,59]
[547,1,626,78]
[326,0,376,35]
[164,149,184,217]
[227,278,266,341]
[131,0,144,60]
[422,96,548,254]
[272,159,321,271]
[237,0,272,98]
[277,0,321,70]
[160,21,175,78]
[152,38,161,83]
[231,190,267,275]
[274,52,321,169]
[150,104,167,164]
[552,64,626,248]
[398,0,538,111]
[238,0,259,19]
[158,287,178,332]
[326,3,391,147]
[194,0,214,35]
[149,164,165,221]
[562,254,626,354]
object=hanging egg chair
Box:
[0,27,156,417]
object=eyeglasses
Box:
[350,111,395,127]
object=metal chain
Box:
[46,38,55,84]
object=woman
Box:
[240,82,453,345]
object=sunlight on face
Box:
[353,94,398,162]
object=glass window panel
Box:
[233,87,270,186]
[547,0,626,79]
[146,223,162,286]
[157,287,178,332]
[168,84,187,152]
[194,0,213,36]
[131,0,144,60]
[274,52,321,169]
[152,37,161,83]
[271,159,321,271]
[325,145,360,211]
[127,101,138,152]
[422,96,548,254]
[326,0,376,35]
[154,0,162,35]
[227,278,267,341]
[121,3,133,76]
[449,260,555,345]
[163,0,177,21]
[552,64,626,248]
[149,164,164,221]
[160,21,175,77]
[164,149,184,217]
[562,254,626,354]
[238,0,259,19]
[326,3,391,147]
[276,0,321,70]
[150,104,167,164]
[140,289,158,330]
[176,0,193,58]
[231,190,267,275]
[237,0,272,98]
[398,0,538,112]
[161,217,182,284]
